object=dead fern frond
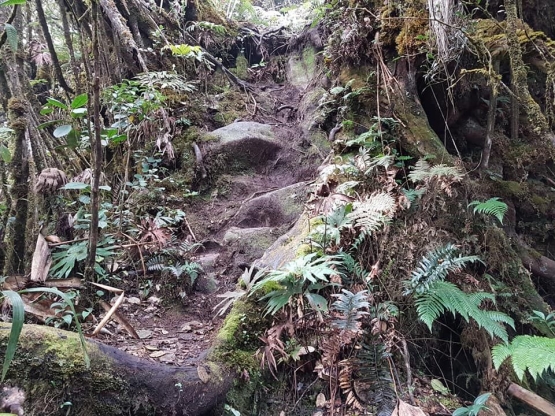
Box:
[348,192,396,235]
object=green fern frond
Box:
[405,243,482,295]
[408,159,464,183]
[146,255,167,271]
[332,289,369,331]
[492,335,555,380]
[415,281,513,342]
[468,197,508,225]
[348,192,396,235]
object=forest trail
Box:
[97,61,326,366]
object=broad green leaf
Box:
[4,24,17,52]
[46,98,68,110]
[0,0,27,6]
[70,93,88,109]
[37,119,63,129]
[71,108,87,117]
[304,292,328,313]
[65,128,80,148]
[20,288,89,368]
[99,185,112,191]
[62,182,89,190]
[53,124,72,138]
[1,290,24,381]
[0,144,11,163]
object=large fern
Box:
[415,281,514,342]
[492,335,555,380]
[468,197,508,225]
[405,243,482,295]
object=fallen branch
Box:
[507,382,555,416]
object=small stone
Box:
[159,353,176,363]
[197,365,210,383]
[161,329,169,335]
[137,329,153,339]
[127,297,141,305]
[147,296,161,305]
[145,345,158,351]
[149,350,167,358]
[179,324,192,332]
[144,306,157,313]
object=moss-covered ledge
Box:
[0,324,231,415]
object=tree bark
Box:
[98,0,148,73]
[34,0,75,94]
[0,324,232,415]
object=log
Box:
[507,382,555,416]
[0,324,232,415]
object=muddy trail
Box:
[96,51,330,366]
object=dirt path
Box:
[96,79,323,365]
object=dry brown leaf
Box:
[30,233,51,282]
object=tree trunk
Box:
[0,324,232,415]
[34,0,74,94]
[98,0,148,73]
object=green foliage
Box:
[1,290,23,381]
[50,237,116,279]
[405,243,482,295]
[414,280,514,342]
[331,289,369,331]
[528,310,555,337]
[492,335,555,380]
[468,197,508,225]
[186,21,227,35]
[39,94,89,148]
[0,0,26,6]
[1,287,89,381]
[250,254,340,316]
[310,203,353,248]
[134,71,197,94]
[4,23,17,52]
[452,393,491,416]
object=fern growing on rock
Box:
[492,335,555,380]
[468,197,508,225]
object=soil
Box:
[92,78,324,366]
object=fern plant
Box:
[249,254,341,316]
[331,289,369,332]
[492,335,555,380]
[408,159,464,183]
[404,243,482,295]
[406,244,513,342]
[468,197,507,225]
[414,280,514,342]
[347,192,396,236]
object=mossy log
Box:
[0,324,232,415]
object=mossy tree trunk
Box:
[0,324,232,415]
